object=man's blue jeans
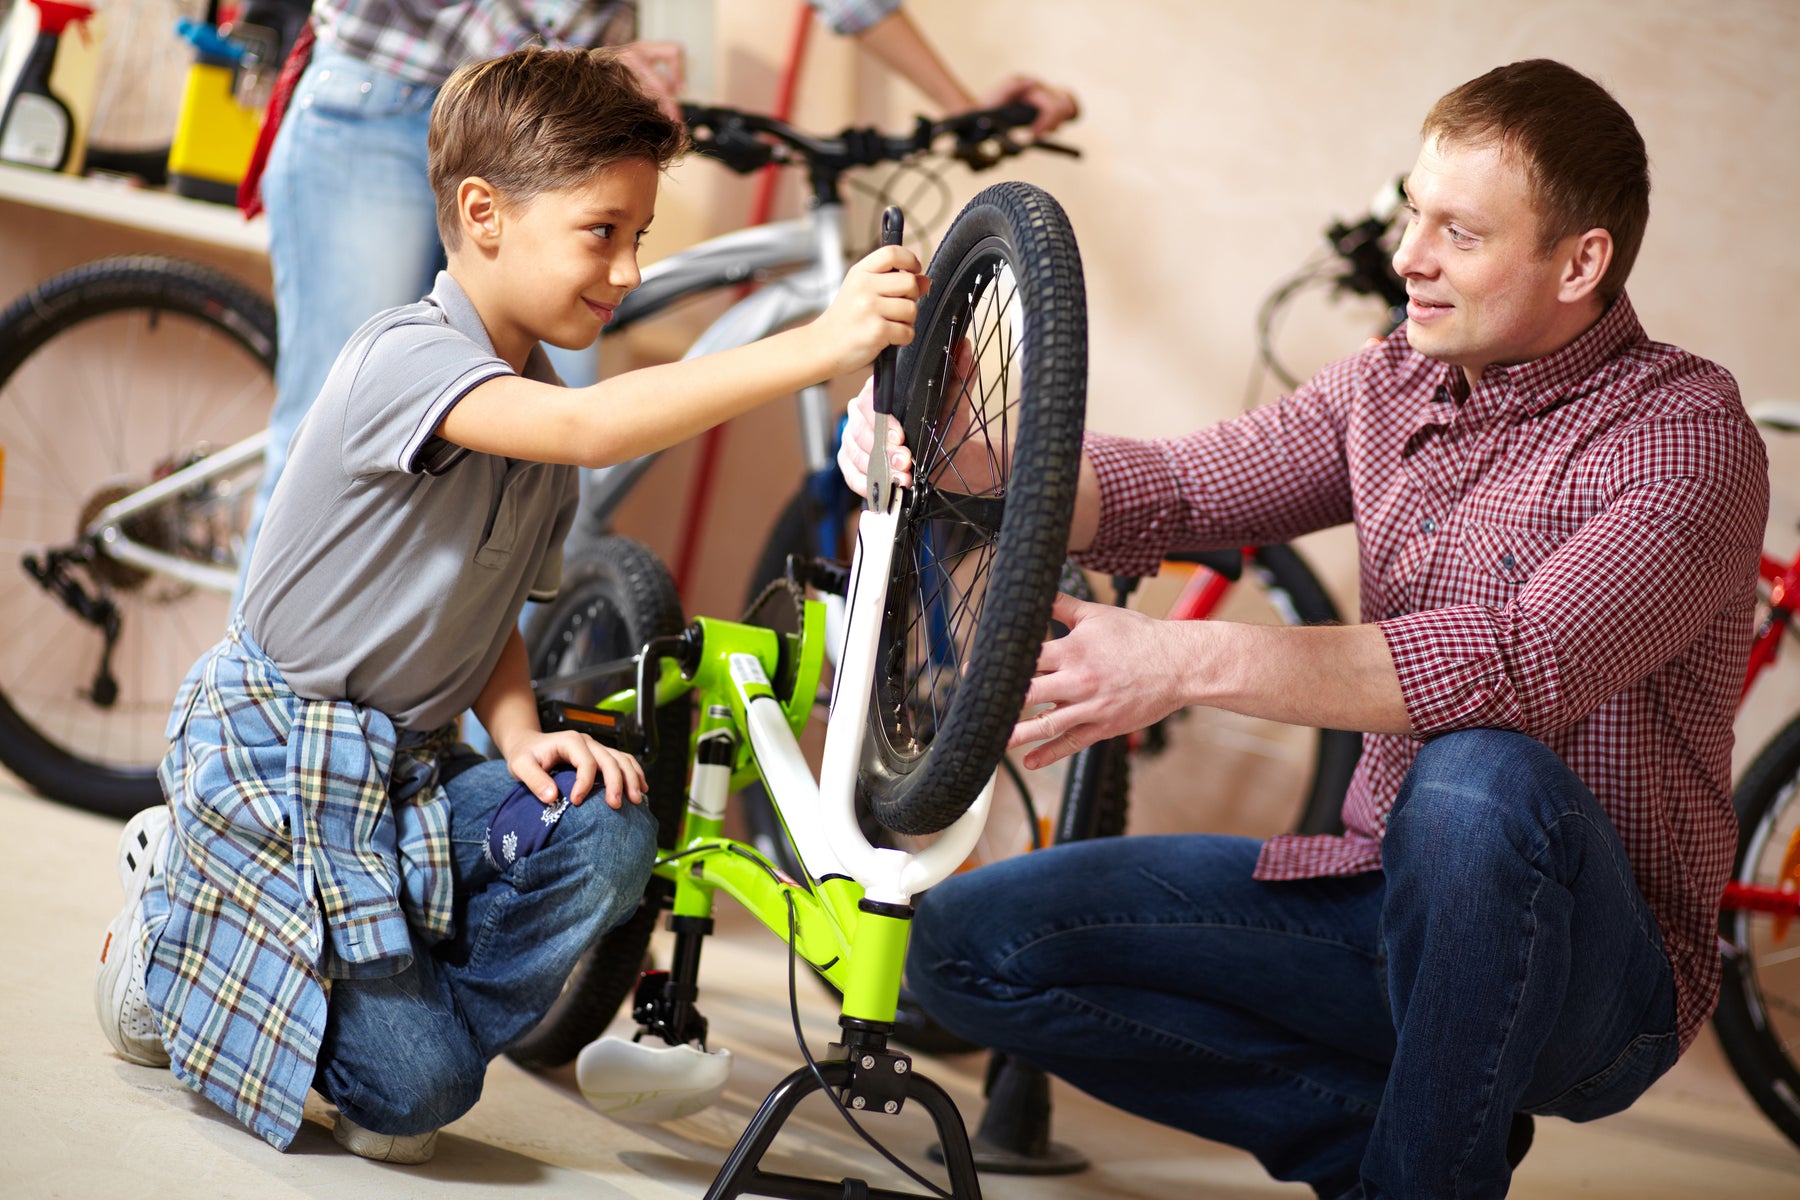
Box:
[312,758,656,1135]
[908,730,1680,1199]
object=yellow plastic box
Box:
[167,60,260,204]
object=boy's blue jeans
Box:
[312,758,656,1136]
[907,729,1680,1199]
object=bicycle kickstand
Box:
[704,1019,983,1200]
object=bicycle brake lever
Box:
[866,205,904,513]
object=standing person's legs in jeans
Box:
[312,757,657,1135]
[907,729,1680,1199]
[245,47,445,587]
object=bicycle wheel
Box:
[862,180,1087,837]
[507,535,692,1069]
[1713,711,1800,1149]
[0,257,276,817]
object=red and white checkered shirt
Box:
[1076,295,1769,1049]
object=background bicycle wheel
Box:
[1099,544,1358,840]
[0,258,274,815]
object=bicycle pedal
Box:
[575,1035,732,1124]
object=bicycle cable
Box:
[1247,251,1339,400]
[784,890,955,1200]
[850,159,955,253]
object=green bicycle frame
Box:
[594,575,997,1026]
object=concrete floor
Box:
[3,771,1798,1200]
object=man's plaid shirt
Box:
[142,624,460,1149]
[1075,295,1769,1051]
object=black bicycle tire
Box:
[506,536,692,1069]
[1242,545,1360,836]
[0,256,277,819]
[1712,711,1800,1149]
[862,181,1087,837]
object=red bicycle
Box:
[1712,400,1800,1151]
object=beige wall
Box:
[2,1,1795,829]
[617,0,1799,830]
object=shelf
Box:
[0,163,268,255]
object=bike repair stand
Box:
[705,1016,984,1200]
[638,902,984,1199]
[935,574,1148,1176]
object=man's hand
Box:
[839,377,912,497]
[1008,592,1192,770]
[505,729,648,810]
[808,245,928,379]
[976,74,1079,138]
[616,40,685,124]
[838,337,985,497]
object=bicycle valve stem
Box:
[867,205,904,512]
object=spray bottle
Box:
[0,0,95,171]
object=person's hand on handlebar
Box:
[975,74,1079,138]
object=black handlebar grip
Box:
[873,205,904,417]
[988,102,1039,130]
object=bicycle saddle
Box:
[1748,400,1800,433]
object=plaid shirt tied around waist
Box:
[1075,295,1769,1050]
[143,622,460,1149]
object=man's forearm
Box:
[1068,449,1100,553]
[1173,619,1412,735]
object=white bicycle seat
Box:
[575,1036,732,1124]
[1749,400,1800,433]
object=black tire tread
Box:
[866,181,1087,836]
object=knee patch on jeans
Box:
[484,769,579,870]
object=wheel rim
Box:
[0,302,271,776]
[870,238,1023,780]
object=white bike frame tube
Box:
[795,491,994,906]
[86,429,270,594]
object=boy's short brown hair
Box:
[1423,59,1649,301]
[428,47,685,250]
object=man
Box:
[839,59,1767,1198]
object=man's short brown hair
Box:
[1423,59,1649,301]
[428,47,685,250]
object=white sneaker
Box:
[333,1112,440,1164]
[94,806,172,1067]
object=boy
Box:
[93,46,925,1164]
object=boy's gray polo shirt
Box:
[241,272,579,730]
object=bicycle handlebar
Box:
[679,101,1078,199]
